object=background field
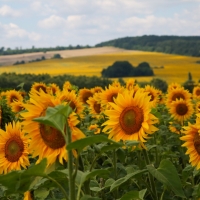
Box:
[0,47,200,84]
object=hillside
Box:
[95,35,200,57]
[0,47,129,66]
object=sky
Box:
[0,0,200,49]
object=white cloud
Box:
[38,15,66,29]
[31,1,42,11]
[0,22,41,41]
[0,5,21,17]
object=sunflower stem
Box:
[46,175,69,200]
[142,149,158,200]
[113,149,119,199]
[66,124,76,200]
[153,134,159,167]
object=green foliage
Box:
[0,97,15,130]
[182,72,196,93]
[150,78,168,92]
[147,159,186,198]
[52,54,62,59]
[0,45,91,55]
[0,73,112,92]
[95,35,200,57]
[101,61,154,78]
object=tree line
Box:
[95,35,200,57]
[0,45,91,56]
[0,73,112,92]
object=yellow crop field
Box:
[1,51,200,84]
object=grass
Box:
[1,51,200,84]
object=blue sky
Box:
[0,0,200,49]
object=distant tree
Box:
[135,62,154,76]
[101,61,154,78]
[101,61,134,78]
[183,72,196,93]
[150,78,168,92]
[52,54,62,59]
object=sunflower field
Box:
[0,79,200,200]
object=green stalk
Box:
[153,134,159,167]
[46,175,69,200]
[142,149,158,200]
[66,125,76,200]
[113,150,118,199]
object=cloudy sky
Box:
[0,0,200,49]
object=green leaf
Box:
[80,195,101,200]
[116,148,126,163]
[125,140,140,147]
[120,189,147,200]
[34,188,50,199]
[147,159,186,198]
[110,169,147,192]
[80,169,110,185]
[100,143,122,153]
[17,158,48,192]
[33,104,72,135]
[67,135,120,153]
[0,159,47,195]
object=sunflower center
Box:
[93,102,101,114]
[40,124,66,149]
[176,103,188,115]
[193,133,200,155]
[10,95,18,103]
[119,106,144,135]
[172,93,185,101]
[195,89,200,96]
[82,92,93,104]
[69,101,76,111]
[5,136,24,162]
[108,93,118,103]
[36,86,47,93]
[148,92,154,101]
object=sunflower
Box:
[166,87,191,106]
[21,90,85,166]
[195,101,200,114]
[168,99,194,123]
[167,82,182,92]
[47,83,60,96]
[0,121,30,174]
[23,191,33,200]
[10,101,25,113]
[78,88,93,105]
[180,121,200,169]
[168,122,181,134]
[5,90,23,105]
[63,81,72,91]
[87,93,103,118]
[192,85,200,100]
[126,78,136,91]
[102,90,158,147]
[100,84,124,109]
[59,90,84,117]
[91,86,103,94]
[144,85,159,107]
[111,80,121,88]
[157,89,165,104]
[0,106,2,128]
[88,124,101,134]
[30,82,47,93]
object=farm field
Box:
[0,47,200,84]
